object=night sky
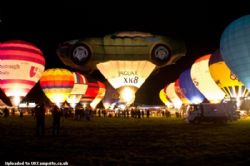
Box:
[0,1,249,105]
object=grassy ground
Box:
[1,116,250,166]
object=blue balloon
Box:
[179,69,205,104]
[220,15,250,89]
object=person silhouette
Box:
[52,105,61,136]
[34,102,46,137]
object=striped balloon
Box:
[40,68,74,106]
[165,83,182,109]
[0,40,45,106]
[67,72,88,108]
[80,79,99,104]
[178,69,205,104]
[159,88,172,107]
[174,79,191,104]
[90,81,106,109]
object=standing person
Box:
[146,109,150,118]
[34,102,46,137]
[3,107,9,118]
[52,105,61,136]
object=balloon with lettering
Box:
[58,32,187,105]
[220,15,250,89]
[0,40,45,106]
[178,69,205,104]
[209,51,248,107]
[97,61,155,105]
[40,68,74,107]
[90,81,106,109]
[67,72,88,108]
[191,55,225,103]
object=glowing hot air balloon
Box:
[209,51,248,108]
[80,78,99,107]
[58,32,186,105]
[0,40,45,106]
[97,61,155,105]
[67,72,88,108]
[57,31,186,73]
[165,83,182,109]
[178,69,205,104]
[102,81,120,109]
[220,15,250,89]
[90,81,106,109]
[191,55,225,103]
[174,79,191,104]
[40,68,74,107]
[159,88,172,107]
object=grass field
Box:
[1,116,250,166]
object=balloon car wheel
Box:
[71,44,91,65]
[151,44,171,65]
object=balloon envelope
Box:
[40,68,74,106]
[159,88,172,107]
[67,72,88,108]
[220,15,250,89]
[174,79,191,104]
[0,40,45,106]
[191,55,225,103]
[209,51,248,99]
[90,81,106,109]
[80,79,99,104]
[179,69,205,104]
[165,83,182,109]
[57,32,186,72]
[102,81,119,109]
[97,60,156,105]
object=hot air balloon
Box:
[165,83,182,109]
[178,69,205,104]
[57,31,186,73]
[97,61,156,105]
[220,15,250,89]
[209,51,248,108]
[159,88,172,107]
[102,81,120,109]
[0,40,45,106]
[40,68,74,107]
[90,81,106,109]
[191,55,225,103]
[67,72,88,109]
[80,78,99,107]
[174,79,191,104]
[57,32,186,105]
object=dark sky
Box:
[0,1,249,105]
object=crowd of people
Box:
[0,102,177,137]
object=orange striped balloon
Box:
[0,40,45,106]
[40,68,74,106]
[90,81,106,109]
[80,79,99,104]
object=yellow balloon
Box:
[159,88,171,106]
[40,68,74,106]
[209,51,248,99]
